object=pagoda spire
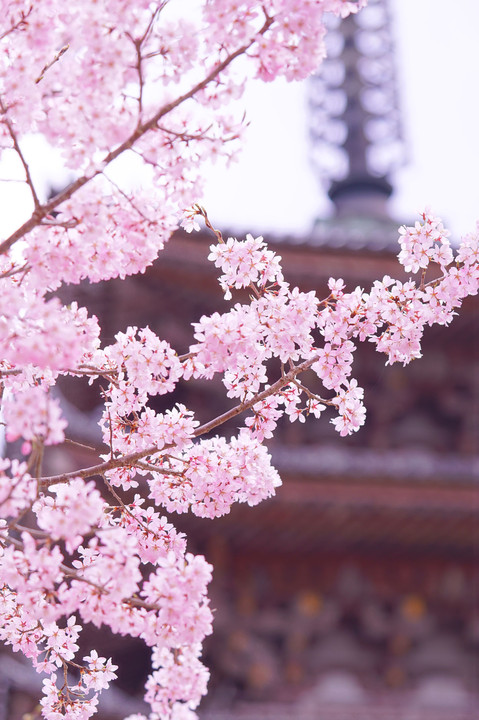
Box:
[310,0,403,219]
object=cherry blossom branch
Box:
[192,355,319,437]
[290,378,335,407]
[178,351,197,362]
[133,460,183,476]
[157,124,215,143]
[0,15,273,256]
[39,354,317,488]
[1,531,173,614]
[35,44,69,84]
[64,438,99,452]
[0,177,30,183]
[14,524,48,537]
[0,262,30,280]
[39,217,80,229]
[194,204,224,243]
[104,174,155,222]
[0,97,40,209]
[27,437,45,479]
[101,475,152,535]
[128,0,167,118]
[38,448,155,488]
[1,532,107,595]
[0,6,32,41]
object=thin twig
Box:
[39,217,79,229]
[0,97,40,208]
[35,44,69,84]
[0,262,30,279]
[193,205,224,244]
[290,378,335,406]
[0,6,33,42]
[133,459,183,476]
[104,174,154,222]
[63,437,99,452]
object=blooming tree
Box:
[0,1,478,719]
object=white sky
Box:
[202,0,479,240]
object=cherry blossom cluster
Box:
[0,511,213,720]
[3,384,67,449]
[0,458,36,518]
[143,645,209,720]
[0,277,100,370]
[188,213,478,441]
[1,2,478,720]
[147,432,282,518]
[207,232,284,298]
[33,478,104,552]
[40,651,117,720]
[101,327,183,413]
[202,0,366,81]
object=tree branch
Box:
[39,353,317,489]
[0,16,273,256]
[0,6,33,42]
[0,97,40,209]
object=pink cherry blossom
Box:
[33,479,105,552]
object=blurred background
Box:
[1,1,478,719]
[201,0,479,240]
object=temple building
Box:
[1,1,477,718]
